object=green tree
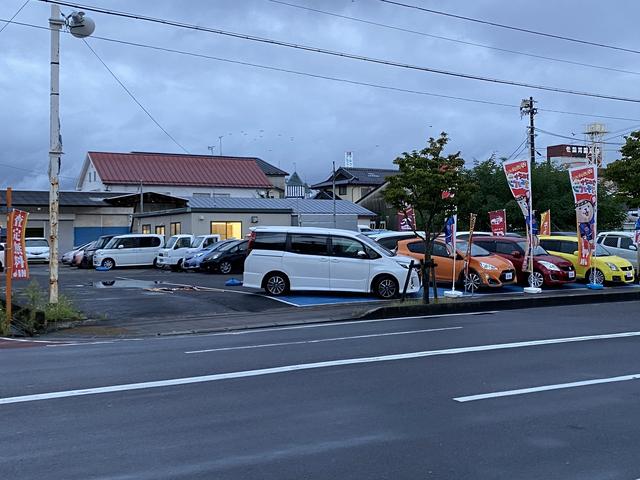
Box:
[605,131,640,208]
[384,133,470,303]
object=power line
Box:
[535,127,623,145]
[81,39,190,154]
[0,0,29,35]
[269,0,640,77]
[378,0,640,56]
[5,17,640,124]
[34,0,640,104]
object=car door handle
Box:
[319,258,329,262]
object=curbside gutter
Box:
[357,288,640,320]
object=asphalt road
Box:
[2,301,640,479]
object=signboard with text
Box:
[10,209,29,279]
[489,209,506,236]
[568,166,597,268]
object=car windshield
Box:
[595,244,612,256]
[166,237,178,249]
[357,233,395,256]
[96,237,113,249]
[218,240,240,252]
[26,239,49,247]
[192,236,209,248]
[456,240,490,257]
[517,241,548,256]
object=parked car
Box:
[539,235,635,284]
[25,238,50,263]
[156,234,194,270]
[79,235,116,268]
[199,240,249,274]
[371,231,425,251]
[61,242,92,265]
[597,231,639,270]
[243,227,420,299]
[0,242,4,272]
[183,239,236,271]
[473,236,575,287]
[93,234,165,270]
[456,231,523,239]
[396,238,517,290]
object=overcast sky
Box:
[1,0,639,191]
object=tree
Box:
[605,131,640,208]
[384,133,469,303]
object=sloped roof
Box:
[286,172,305,186]
[0,190,124,207]
[187,197,374,215]
[311,166,399,189]
[88,152,275,188]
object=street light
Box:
[48,5,94,303]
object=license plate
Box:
[568,271,575,278]
[505,272,512,280]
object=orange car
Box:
[396,238,517,289]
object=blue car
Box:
[183,240,237,271]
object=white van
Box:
[156,234,194,269]
[25,237,50,263]
[243,226,420,299]
[93,234,164,270]
[184,234,221,257]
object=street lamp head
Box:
[68,11,95,38]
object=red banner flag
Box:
[489,209,506,236]
[397,207,416,231]
[540,210,551,236]
[568,166,597,268]
[10,209,29,280]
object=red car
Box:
[473,236,576,288]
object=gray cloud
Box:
[1,0,638,191]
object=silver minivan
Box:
[597,231,639,270]
[93,234,165,270]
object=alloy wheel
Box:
[377,278,397,299]
[266,275,286,295]
[528,271,544,288]
[464,272,482,291]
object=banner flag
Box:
[568,165,597,268]
[503,158,533,271]
[540,210,551,236]
[398,206,416,231]
[9,209,29,280]
[464,213,477,279]
[444,215,457,254]
[489,209,506,236]
[635,216,640,245]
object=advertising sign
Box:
[489,209,506,236]
[568,165,597,268]
[634,217,640,245]
[398,207,416,232]
[540,210,551,236]
[9,209,29,279]
[444,215,456,254]
[503,159,531,220]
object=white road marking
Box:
[454,373,640,402]
[2,329,640,405]
[184,326,463,354]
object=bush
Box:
[44,296,83,324]
[17,282,82,332]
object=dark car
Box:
[183,239,238,270]
[474,236,576,288]
[78,235,116,268]
[200,240,249,274]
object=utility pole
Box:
[49,4,64,304]
[520,97,538,165]
[218,135,224,155]
[332,161,337,228]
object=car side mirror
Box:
[117,244,124,249]
[630,244,637,251]
[357,250,368,259]
[573,251,579,256]
[511,251,522,258]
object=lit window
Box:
[170,222,181,236]
[142,224,151,234]
[210,221,242,240]
[155,225,165,236]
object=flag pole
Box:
[444,213,462,298]
[524,158,541,294]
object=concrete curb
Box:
[358,288,640,320]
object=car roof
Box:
[371,231,425,239]
[112,234,163,238]
[539,235,577,241]
[598,231,635,237]
[252,226,362,236]
[473,236,521,242]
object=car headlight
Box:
[479,261,497,271]
[195,252,205,257]
[209,253,221,260]
[396,261,410,269]
[538,261,560,271]
[605,262,619,271]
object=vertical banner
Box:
[10,209,29,279]
[488,209,506,236]
[398,206,416,231]
[444,215,456,254]
[464,213,477,279]
[503,158,533,271]
[635,216,640,246]
[568,165,597,268]
[540,210,551,236]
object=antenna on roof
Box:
[344,151,353,168]
[207,146,215,156]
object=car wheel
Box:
[374,275,399,299]
[588,268,605,285]
[264,272,289,296]
[464,271,482,291]
[528,270,545,288]
[101,258,115,271]
[219,261,233,274]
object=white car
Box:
[61,242,92,265]
[183,234,221,257]
[243,226,420,299]
[93,234,164,270]
[25,238,50,263]
[0,242,4,271]
[155,234,194,270]
[597,231,639,270]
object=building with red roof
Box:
[76,151,288,198]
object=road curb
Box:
[357,289,640,320]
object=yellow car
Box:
[539,235,635,284]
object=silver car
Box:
[597,231,639,270]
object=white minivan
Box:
[155,234,194,270]
[243,226,420,299]
[93,234,164,270]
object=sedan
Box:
[200,240,249,274]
